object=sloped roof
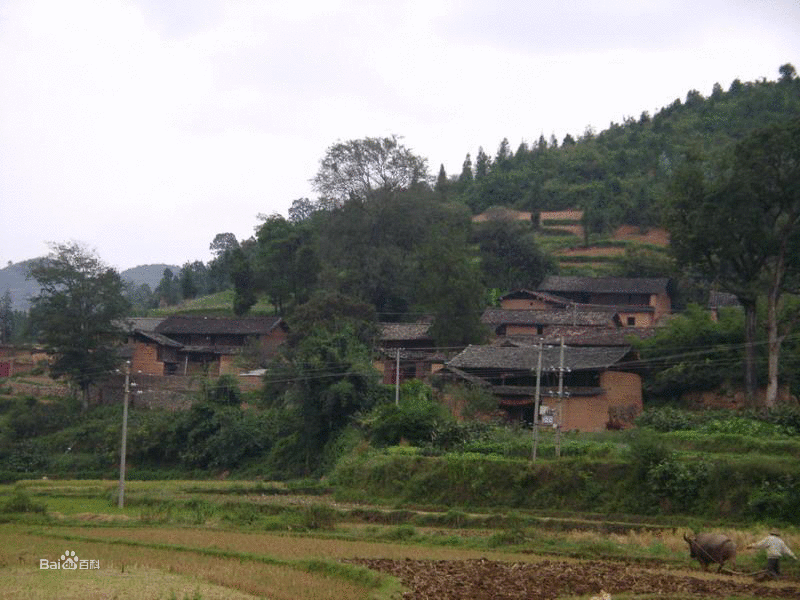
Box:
[132,329,182,348]
[481,307,617,328]
[501,327,655,347]
[380,322,433,341]
[120,317,167,333]
[709,290,741,309]
[539,276,670,295]
[447,344,631,373]
[498,289,574,307]
[156,315,284,336]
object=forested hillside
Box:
[443,63,800,234]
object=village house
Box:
[125,315,288,377]
[537,276,673,327]
[375,321,449,385]
[440,341,642,432]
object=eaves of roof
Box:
[447,344,631,372]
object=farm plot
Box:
[352,557,800,600]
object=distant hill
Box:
[0,259,41,311]
[0,260,179,311]
[120,264,181,290]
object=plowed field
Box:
[350,557,800,599]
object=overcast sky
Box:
[2,0,799,271]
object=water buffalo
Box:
[684,533,737,572]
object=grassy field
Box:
[1,479,798,599]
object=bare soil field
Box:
[352,557,800,600]
[612,226,670,246]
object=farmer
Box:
[746,532,797,576]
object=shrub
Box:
[299,504,338,530]
[1,485,46,514]
[363,395,452,447]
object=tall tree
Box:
[474,147,491,180]
[434,164,449,199]
[255,214,319,314]
[666,149,763,401]
[413,224,487,347]
[154,268,179,306]
[312,135,429,205]
[179,260,208,300]
[230,246,257,316]
[472,221,557,291]
[667,118,800,406]
[728,118,800,406]
[287,197,317,223]
[458,153,473,185]
[0,290,13,343]
[207,232,239,293]
[28,242,130,409]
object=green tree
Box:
[312,135,429,205]
[230,246,257,316]
[27,242,130,409]
[666,148,763,401]
[434,164,450,199]
[263,302,383,473]
[0,290,12,343]
[413,225,488,347]
[666,118,800,406]
[727,118,800,406]
[474,147,491,180]
[254,214,318,314]
[457,153,473,187]
[288,197,316,223]
[153,268,179,306]
[472,220,556,291]
[207,232,239,293]
[179,261,208,300]
[123,282,154,315]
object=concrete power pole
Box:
[555,337,565,458]
[531,342,543,463]
[118,361,130,509]
[395,348,402,406]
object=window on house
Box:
[627,316,636,326]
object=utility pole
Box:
[395,348,401,406]
[118,361,130,509]
[531,342,543,463]
[555,337,565,458]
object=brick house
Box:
[537,276,672,327]
[376,321,450,384]
[440,342,642,432]
[481,306,620,338]
[127,315,288,376]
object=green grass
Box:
[148,290,275,316]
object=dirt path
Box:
[350,558,800,599]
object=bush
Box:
[1,485,46,514]
[299,504,338,530]
[363,394,452,447]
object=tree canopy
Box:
[311,135,429,205]
[28,242,130,409]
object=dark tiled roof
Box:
[481,308,617,327]
[539,276,670,295]
[448,344,631,372]
[119,317,167,333]
[133,329,182,348]
[501,327,655,347]
[709,290,741,309]
[379,322,433,341]
[498,289,574,306]
[156,315,284,336]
